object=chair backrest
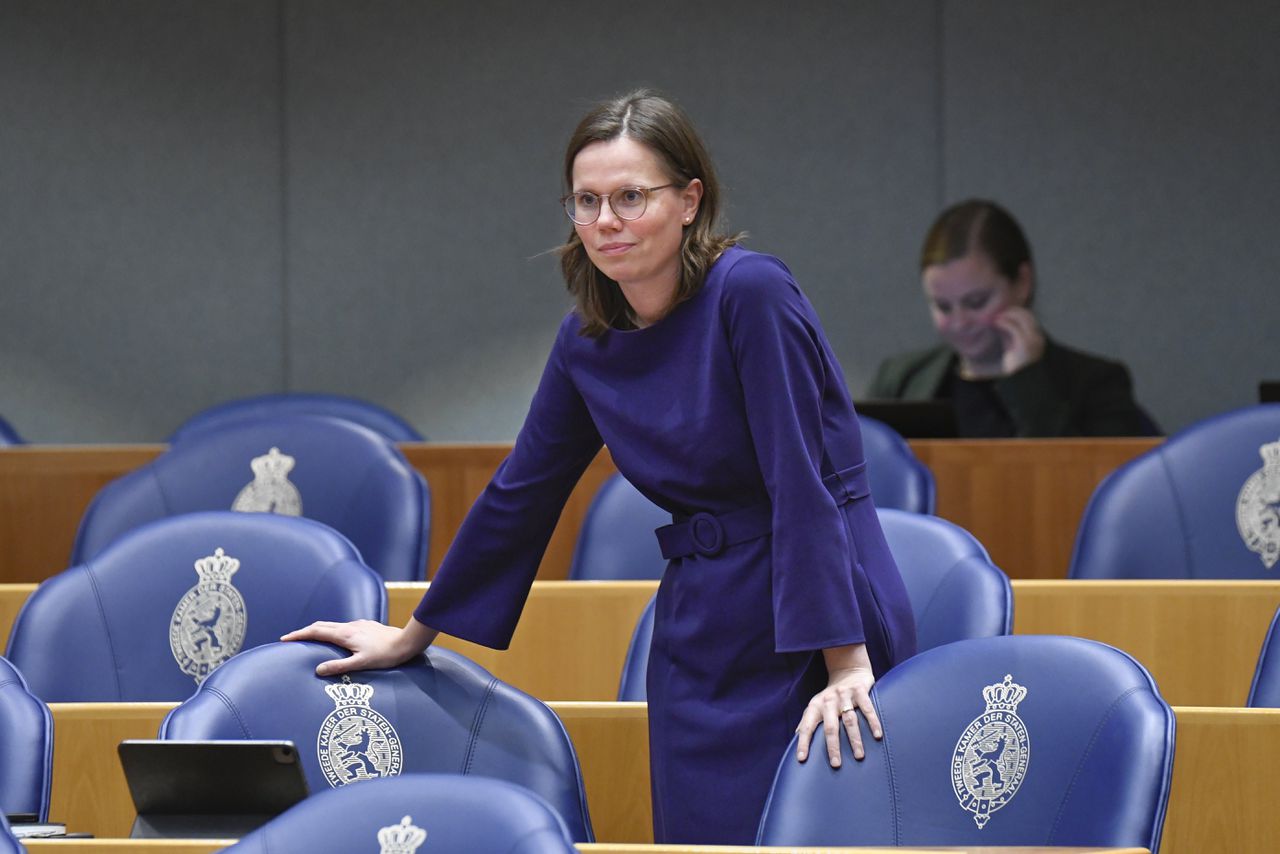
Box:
[224,773,576,854]
[859,416,936,514]
[7,512,387,702]
[571,428,935,581]
[1069,404,1280,578]
[568,474,671,581]
[161,641,594,843]
[0,415,22,446]
[1248,605,1280,706]
[0,657,53,822]
[617,509,1012,700]
[878,508,1012,651]
[72,413,430,581]
[170,393,424,443]
[756,635,1175,851]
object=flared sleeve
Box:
[413,316,603,648]
[720,253,865,653]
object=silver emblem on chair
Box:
[378,816,426,854]
[951,674,1031,829]
[317,676,404,788]
[232,447,303,515]
[1236,438,1280,569]
[169,548,248,684]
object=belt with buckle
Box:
[654,462,870,560]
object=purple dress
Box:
[415,245,917,844]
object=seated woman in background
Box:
[868,199,1158,437]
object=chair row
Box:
[3,507,1008,705]
[9,505,1280,710]
[3,635,1188,852]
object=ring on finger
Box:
[838,706,855,716]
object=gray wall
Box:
[1,1,1275,443]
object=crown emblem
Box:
[317,675,404,787]
[192,548,240,584]
[250,447,295,479]
[1261,439,1280,471]
[1236,437,1280,569]
[982,674,1028,713]
[325,676,376,708]
[378,815,427,854]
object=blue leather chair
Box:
[0,657,53,822]
[756,635,1175,851]
[571,429,935,582]
[617,508,1012,700]
[7,512,386,702]
[1247,605,1280,706]
[859,416,936,515]
[224,774,576,854]
[170,392,424,443]
[72,413,430,581]
[0,814,22,853]
[161,641,594,843]
[0,415,23,445]
[1070,403,1280,578]
[568,474,672,581]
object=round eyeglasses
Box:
[561,184,678,226]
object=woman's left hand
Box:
[994,306,1047,375]
[795,643,881,767]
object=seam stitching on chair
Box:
[1154,447,1195,577]
[1047,685,1140,843]
[82,565,124,699]
[878,694,901,844]
[151,465,175,518]
[207,685,254,737]
[462,680,498,775]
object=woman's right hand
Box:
[281,618,439,677]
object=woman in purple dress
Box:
[286,90,916,845]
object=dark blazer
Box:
[868,338,1158,437]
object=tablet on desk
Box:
[854,399,958,439]
[118,739,309,839]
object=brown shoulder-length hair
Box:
[559,89,740,337]
[920,199,1036,305]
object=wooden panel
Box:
[557,702,652,845]
[1162,707,1280,854]
[1012,581,1280,707]
[398,443,618,580]
[47,703,174,838]
[911,438,1159,580]
[387,581,657,701]
[0,446,162,583]
[0,582,35,647]
[0,439,1159,585]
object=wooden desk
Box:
[912,438,1159,579]
[0,439,1158,584]
[44,702,1275,852]
[22,843,1148,854]
[7,579,1278,707]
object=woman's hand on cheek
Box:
[994,307,1046,374]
